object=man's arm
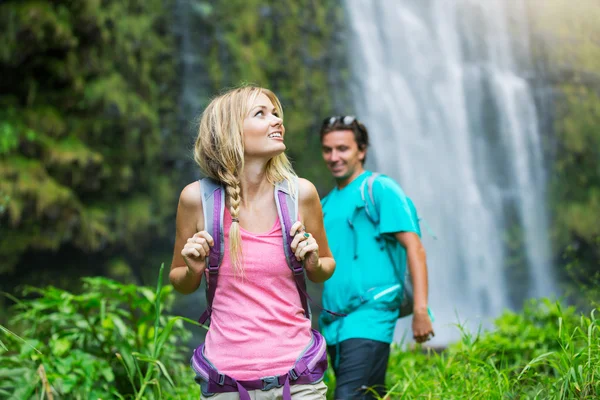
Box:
[394,231,434,342]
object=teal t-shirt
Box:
[320,171,420,344]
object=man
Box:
[319,116,434,400]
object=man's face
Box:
[321,129,366,183]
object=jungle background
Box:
[0,0,599,399]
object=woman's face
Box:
[242,92,286,159]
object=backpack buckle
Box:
[292,266,304,275]
[289,368,299,381]
[217,373,225,385]
[261,375,281,391]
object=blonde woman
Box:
[169,86,335,399]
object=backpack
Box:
[360,172,418,318]
[196,176,311,325]
[322,172,432,319]
[191,177,329,399]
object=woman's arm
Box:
[169,181,208,294]
[294,178,335,283]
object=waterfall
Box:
[343,0,555,344]
[174,0,214,129]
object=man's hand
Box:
[412,308,434,343]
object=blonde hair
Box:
[194,85,297,276]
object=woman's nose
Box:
[271,115,283,126]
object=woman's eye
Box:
[255,110,264,117]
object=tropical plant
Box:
[0,264,202,399]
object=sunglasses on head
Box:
[322,115,357,128]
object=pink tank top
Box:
[203,208,312,380]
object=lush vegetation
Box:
[1,269,598,399]
[1,0,597,304]
[1,1,598,397]
[527,1,600,294]
[0,0,180,288]
[0,265,200,399]
[0,0,348,298]
[382,300,599,399]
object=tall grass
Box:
[381,299,599,399]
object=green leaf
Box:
[0,325,42,354]
[50,337,72,357]
[131,351,175,388]
[152,263,164,357]
[110,315,128,338]
[115,352,138,396]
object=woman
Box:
[169,85,335,399]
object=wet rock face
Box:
[0,0,179,288]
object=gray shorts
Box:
[199,380,327,399]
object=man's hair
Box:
[319,117,370,164]
[194,85,296,276]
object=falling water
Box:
[343,0,555,344]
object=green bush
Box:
[0,0,179,277]
[0,265,201,399]
[384,299,599,399]
[3,274,598,399]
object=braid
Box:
[224,176,244,277]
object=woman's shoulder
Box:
[297,177,319,205]
[179,180,203,212]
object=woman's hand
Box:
[181,231,214,276]
[290,221,321,273]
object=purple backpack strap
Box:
[191,329,328,400]
[274,177,312,320]
[198,177,343,325]
[197,178,225,325]
[276,178,346,320]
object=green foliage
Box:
[1,0,348,291]
[195,0,350,190]
[528,0,600,285]
[0,265,201,399]
[0,193,9,216]
[553,85,600,266]
[2,280,598,399]
[380,298,599,399]
[0,0,179,275]
[563,242,600,311]
[452,299,578,372]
